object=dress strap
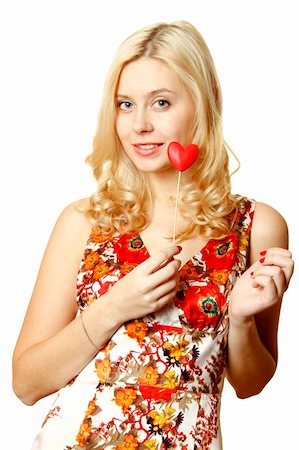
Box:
[232,195,256,273]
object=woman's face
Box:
[115,57,196,173]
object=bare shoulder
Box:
[42,197,94,270]
[58,197,91,225]
[250,201,289,264]
[52,197,92,239]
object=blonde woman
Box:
[13,21,294,450]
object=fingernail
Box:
[260,250,267,256]
[259,257,265,263]
[177,245,182,252]
[250,271,254,277]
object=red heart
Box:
[167,142,200,172]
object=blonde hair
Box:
[86,21,239,240]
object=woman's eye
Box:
[118,101,133,110]
[154,99,170,109]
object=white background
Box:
[1,0,298,449]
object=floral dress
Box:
[32,196,255,450]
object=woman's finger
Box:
[259,253,294,286]
[144,278,178,305]
[251,275,279,304]
[251,266,286,297]
[260,253,293,269]
[140,245,181,274]
[147,259,181,291]
[261,247,292,258]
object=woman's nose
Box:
[132,109,154,133]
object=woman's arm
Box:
[226,202,294,398]
[12,200,181,406]
[12,199,118,405]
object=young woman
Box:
[13,21,294,450]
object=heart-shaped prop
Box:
[167,141,200,243]
[167,142,200,172]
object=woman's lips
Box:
[133,143,163,156]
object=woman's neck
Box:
[145,169,191,204]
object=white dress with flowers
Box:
[32,196,255,450]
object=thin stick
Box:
[172,171,182,244]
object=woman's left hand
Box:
[229,248,294,323]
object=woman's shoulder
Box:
[57,197,91,226]
[49,197,93,248]
[250,200,289,255]
[60,197,90,214]
[253,201,288,233]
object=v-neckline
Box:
[136,233,212,272]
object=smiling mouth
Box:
[133,143,163,156]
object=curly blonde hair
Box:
[85,21,239,241]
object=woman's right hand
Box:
[106,245,182,324]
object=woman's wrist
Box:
[79,293,124,349]
[229,311,255,330]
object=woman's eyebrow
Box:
[116,88,176,99]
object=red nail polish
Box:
[250,271,254,277]
[260,250,267,256]
[177,245,182,252]
[259,257,265,263]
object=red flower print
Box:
[180,285,226,330]
[97,280,115,297]
[201,232,238,270]
[139,385,177,402]
[113,234,148,263]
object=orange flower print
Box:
[138,366,159,386]
[238,230,249,252]
[144,439,158,449]
[209,270,229,286]
[163,339,189,364]
[102,340,113,354]
[93,261,110,280]
[162,370,179,389]
[117,434,139,450]
[149,406,176,430]
[114,387,137,413]
[179,263,199,280]
[76,418,92,447]
[96,357,111,384]
[125,321,148,344]
[84,250,100,270]
[84,395,100,418]
[121,262,138,275]
[90,229,110,244]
